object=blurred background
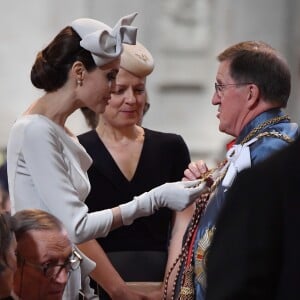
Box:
[1,0,300,166]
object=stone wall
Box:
[1,0,299,166]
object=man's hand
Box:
[183,160,209,181]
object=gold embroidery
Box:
[195,227,216,287]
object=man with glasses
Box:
[12,209,88,300]
[168,41,299,300]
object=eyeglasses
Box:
[19,248,82,279]
[214,82,252,97]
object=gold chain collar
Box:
[207,115,292,191]
[240,115,290,145]
[164,114,293,300]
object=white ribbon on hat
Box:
[222,138,258,188]
[72,12,138,66]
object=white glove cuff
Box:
[119,192,154,225]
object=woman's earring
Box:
[77,79,83,86]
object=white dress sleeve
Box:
[8,117,113,243]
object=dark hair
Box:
[218,41,291,107]
[0,212,15,273]
[0,162,8,193]
[81,107,99,129]
[14,209,64,240]
[31,26,97,92]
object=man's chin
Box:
[46,289,65,300]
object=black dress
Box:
[78,128,191,298]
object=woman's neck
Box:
[96,121,144,146]
[23,90,77,127]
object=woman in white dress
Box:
[6,12,206,300]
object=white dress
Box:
[7,114,114,299]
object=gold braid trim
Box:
[240,115,290,144]
[179,265,195,300]
[254,131,294,143]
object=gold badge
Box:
[195,226,216,287]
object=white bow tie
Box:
[222,138,257,188]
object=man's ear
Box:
[247,84,260,109]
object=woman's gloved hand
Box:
[119,180,207,225]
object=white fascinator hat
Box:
[71,12,138,67]
[120,41,154,77]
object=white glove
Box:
[119,180,207,225]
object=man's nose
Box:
[212,92,220,105]
[53,267,69,284]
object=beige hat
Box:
[71,12,137,67]
[120,42,154,77]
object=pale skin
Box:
[78,67,154,300]
[95,68,146,182]
[14,229,72,300]
[185,59,280,181]
[162,59,281,299]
